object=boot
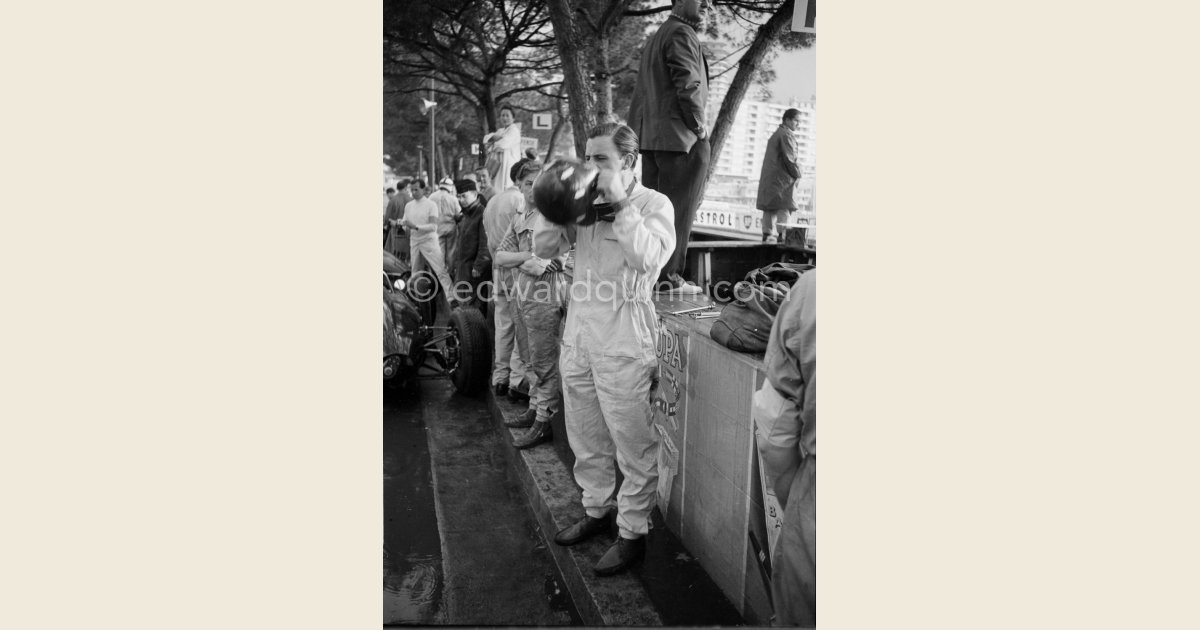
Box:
[594,536,646,576]
[512,420,551,449]
[554,512,613,546]
[504,408,536,429]
[507,386,531,403]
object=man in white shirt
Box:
[429,178,461,270]
[402,179,455,310]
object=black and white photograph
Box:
[12,2,1200,630]
[382,0,816,625]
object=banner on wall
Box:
[655,424,679,510]
[651,318,689,520]
[754,427,786,560]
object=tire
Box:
[448,307,491,395]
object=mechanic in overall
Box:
[533,122,675,576]
[753,269,816,627]
[451,179,491,310]
[757,108,803,243]
[627,0,712,294]
[401,179,455,311]
[429,177,461,272]
[484,156,538,400]
[494,159,569,449]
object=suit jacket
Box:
[756,125,802,211]
[628,16,709,153]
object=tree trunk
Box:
[596,0,635,123]
[545,85,568,163]
[597,35,614,122]
[703,0,797,200]
[546,0,597,158]
[482,79,498,141]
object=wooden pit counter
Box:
[648,293,780,624]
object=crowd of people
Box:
[382,0,812,623]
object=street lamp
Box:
[420,79,438,185]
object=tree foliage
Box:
[384,0,562,171]
[383,0,813,189]
[546,0,811,161]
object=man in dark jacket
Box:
[384,179,413,259]
[452,179,491,309]
[627,0,712,294]
[757,108,803,243]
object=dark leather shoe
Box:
[504,408,536,429]
[554,513,612,546]
[507,387,531,403]
[493,382,509,397]
[512,420,551,449]
[593,536,646,576]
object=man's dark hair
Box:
[398,178,411,188]
[413,179,427,190]
[587,122,640,166]
[386,188,395,195]
[784,108,802,122]
[513,159,543,183]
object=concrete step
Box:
[487,390,746,627]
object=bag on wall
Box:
[744,261,814,290]
[709,282,784,353]
[710,263,814,354]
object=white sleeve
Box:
[610,193,676,274]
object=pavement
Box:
[385,378,578,626]
[487,389,746,627]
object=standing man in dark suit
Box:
[757,108,803,243]
[628,0,712,294]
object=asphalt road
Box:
[383,380,443,624]
[383,376,578,626]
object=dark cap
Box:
[455,179,478,194]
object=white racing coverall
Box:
[483,188,531,391]
[534,181,675,538]
[403,197,454,306]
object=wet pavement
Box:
[383,384,444,624]
[384,376,578,626]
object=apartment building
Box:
[704,61,816,213]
